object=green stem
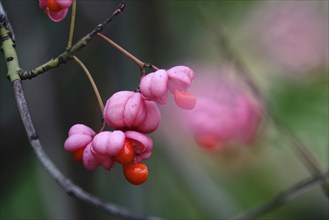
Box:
[67,0,77,49]
[0,27,21,81]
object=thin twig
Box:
[72,55,104,115]
[231,171,329,220]
[97,33,159,72]
[97,33,144,68]
[19,2,125,80]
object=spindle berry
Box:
[113,139,135,164]
[123,163,149,185]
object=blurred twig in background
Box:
[232,171,329,220]
[199,3,328,217]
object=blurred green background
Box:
[0,1,328,220]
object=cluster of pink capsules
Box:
[64,66,196,185]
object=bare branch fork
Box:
[18,2,125,80]
[232,171,329,220]
[1,2,160,219]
